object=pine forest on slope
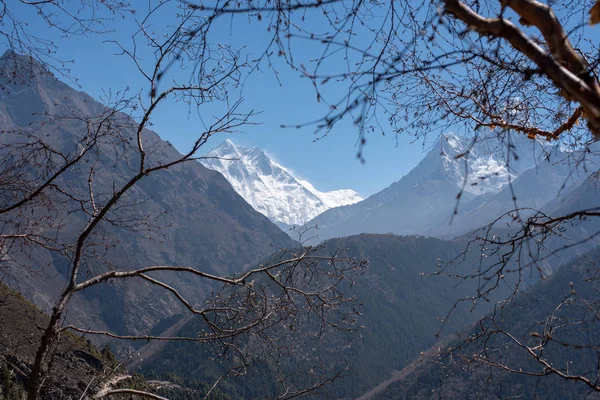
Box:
[138,234,505,399]
[373,245,600,400]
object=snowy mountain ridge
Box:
[438,132,550,195]
[301,132,563,243]
[200,139,362,226]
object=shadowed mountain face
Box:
[0,51,297,337]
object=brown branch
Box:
[276,369,345,400]
[504,0,593,83]
[443,0,600,135]
[73,253,337,291]
[59,326,204,342]
[500,327,600,391]
[475,106,584,140]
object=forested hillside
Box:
[374,246,600,399]
[140,234,507,398]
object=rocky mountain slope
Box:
[200,139,362,226]
[428,154,589,237]
[301,133,598,243]
[0,282,195,399]
[198,127,591,247]
[0,51,297,339]
[0,282,120,399]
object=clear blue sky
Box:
[9,1,434,197]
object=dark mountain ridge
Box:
[0,50,297,339]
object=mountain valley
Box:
[1,50,600,400]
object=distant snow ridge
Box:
[439,132,549,195]
[200,139,363,226]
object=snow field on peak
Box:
[201,140,363,226]
[439,133,550,196]
[297,180,362,209]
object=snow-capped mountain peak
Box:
[200,140,363,226]
[437,132,551,195]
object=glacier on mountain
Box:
[439,132,550,196]
[200,139,362,226]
